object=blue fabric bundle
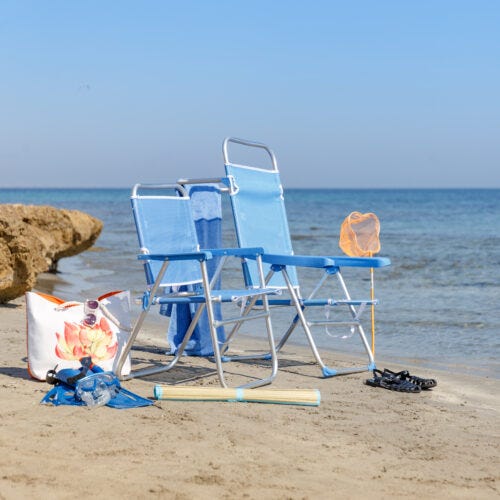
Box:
[161,184,225,356]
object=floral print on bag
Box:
[55,317,118,362]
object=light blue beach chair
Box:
[114,183,279,388]
[222,137,391,376]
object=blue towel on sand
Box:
[160,184,225,356]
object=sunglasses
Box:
[83,299,99,326]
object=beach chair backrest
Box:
[131,184,203,288]
[223,138,299,289]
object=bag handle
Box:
[100,303,132,333]
[54,301,81,310]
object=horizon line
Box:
[1,185,499,191]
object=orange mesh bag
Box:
[339,211,380,257]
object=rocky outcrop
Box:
[0,205,103,302]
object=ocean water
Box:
[2,188,499,378]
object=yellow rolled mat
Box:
[154,385,321,406]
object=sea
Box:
[2,188,499,379]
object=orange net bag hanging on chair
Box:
[339,211,381,355]
[339,211,380,257]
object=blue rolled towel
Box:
[161,184,225,356]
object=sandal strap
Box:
[380,377,421,392]
[383,368,437,388]
[408,374,437,388]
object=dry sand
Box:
[0,295,499,499]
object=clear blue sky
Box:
[1,1,499,188]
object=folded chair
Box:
[114,183,279,388]
[222,137,391,377]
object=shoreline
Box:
[33,269,500,381]
[1,296,499,498]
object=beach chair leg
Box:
[274,268,376,377]
[115,260,170,379]
[278,269,337,374]
[119,300,207,381]
[335,271,376,370]
[200,261,278,388]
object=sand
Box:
[0,295,499,499]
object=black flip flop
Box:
[383,368,437,390]
[365,369,421,393]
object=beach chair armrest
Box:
[262,253,334,268]
[138,251,213,262]
[204,247,265,259]
[327,256,391,268]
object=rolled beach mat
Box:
[154,385,321,406]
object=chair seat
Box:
[256,298,378,307]
[156,287,280,304]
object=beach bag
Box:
[339,211,381,257]
[26,290,132,380]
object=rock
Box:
[0,204,103,303]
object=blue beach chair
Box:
[222,137,391,377]
[114,183,279,388]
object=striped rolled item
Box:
[154,385,321,406]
